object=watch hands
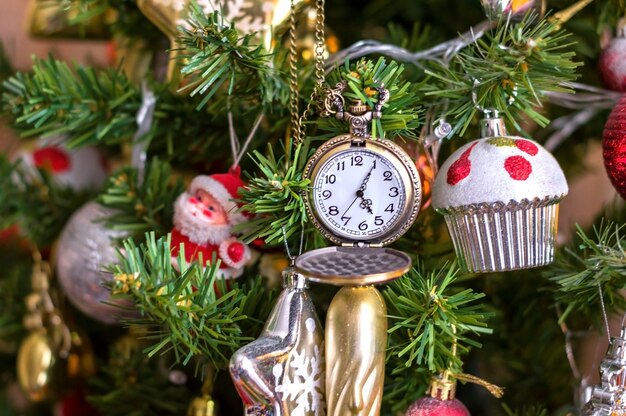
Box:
[358,162,376,192]
[359,198,373,213]
[342,161,375,217]
[341,195,359,218]
[356,162,376,214]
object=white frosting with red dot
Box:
[432,136,568,209]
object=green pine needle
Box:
[502,403,549,416]
[0,245,32,355]
[98,158,185,239]
[0,56,260,166]
[110,233,273,369]
[318,57,421,140]
[176,4,289,108]
[50,0,163,42]
[384,262,493,374]
[549,221,626,326]
[89,341,192,416]
[237,142,311,245]
[0,154,93,247]
[424,13,580,137]
[2,56,141,146]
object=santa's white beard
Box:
[173,193,231,245]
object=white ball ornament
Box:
[56,202,136,324]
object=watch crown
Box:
[348,99,368,115]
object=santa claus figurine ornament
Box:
[171,167,251,278]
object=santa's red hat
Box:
[189,166,247,225]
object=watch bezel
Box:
[303,135,422,246]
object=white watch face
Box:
[312,149,406,241]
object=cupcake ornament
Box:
[432,110,568,273]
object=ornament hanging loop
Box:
[471,78,517,113]
[472,78,515,137]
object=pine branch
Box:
[598,0,626,32]
[89,341,192,416]
[176,4,289,109]
[0,156,18,230]
[0,155,94,247]
[2,57,141,147]
[98,158,185,239]
[0,245,32,355]
[384,262,493,374]
[386,22,439,55]
[110,233,273,369]
[234,275,279,339]
[237,142,311,245]
[501,403,549,416]
[1,57,255,166]
[382,364,429,414]
[317,57,422,140]
[549,221,626,327]
[423,13,581,137]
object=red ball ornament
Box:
[405,376,470,416]
[599,36,626,92]
[602,93,626,199]
[406,396,470,416]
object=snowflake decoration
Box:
[273,318,325,416]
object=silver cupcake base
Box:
[438,197,562,273]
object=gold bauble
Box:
[187,395,217,416]
[325,286,387,416]
[16,325,95,402]
[17,332,58,402]
[26,0,112,39]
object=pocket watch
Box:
[295,82,422,285]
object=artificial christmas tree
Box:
[0,0,625,415]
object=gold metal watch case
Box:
[303,134,422,246]
[295,134,422,286]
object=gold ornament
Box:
[187,378,217,416]
[17,331,57,402]
[187,396,216,416]
[16,325,94,402]
[16,253,95,402]
[325,285,387,416]
[26,0,112,39]
[137,0,305,88]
